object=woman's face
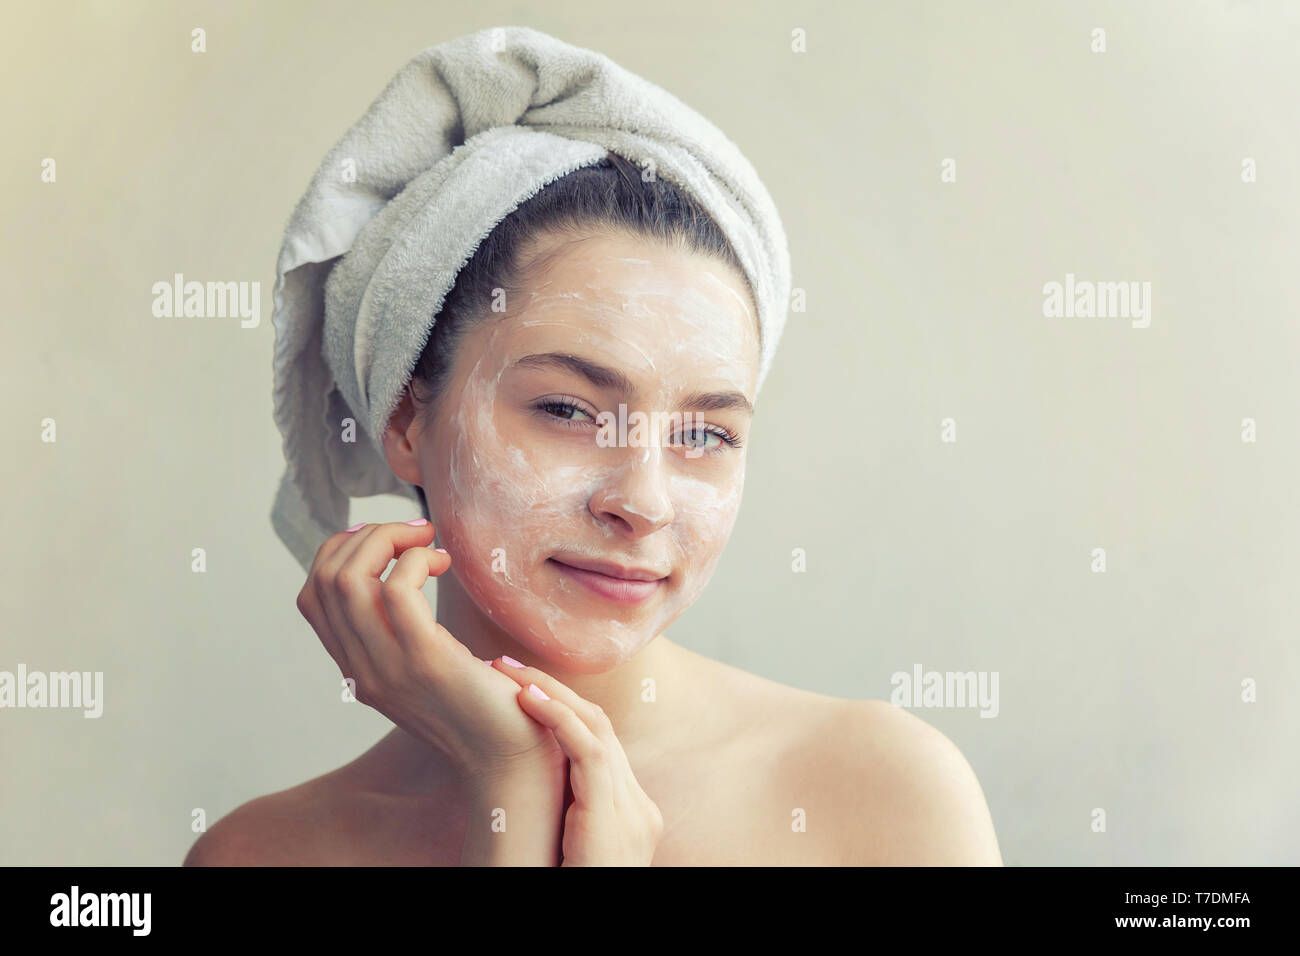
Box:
[416,228,761,673]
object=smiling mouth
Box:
[547,557,668,605]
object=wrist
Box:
[459,757,567,867]
[464,749,566,800]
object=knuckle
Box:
[335,567,369,598]
[379,575,408,604]
[313,565,338,597]
[311,538,339,566]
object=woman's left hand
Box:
[487,657,664,867]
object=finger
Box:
[490,658,613,739]
[491,658,632,786]
[331,521,440,665]
[490,659,635,793]
[312,530,395,696]
[295,582,354,680]
[516,685,614,807]
[344,519,438,582]
[298,527,373,679]
[380,544,461,666]
[317,517,429,590]
[307,522,374,580]
[301,520,378,661]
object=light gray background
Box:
[3,0,1297,865]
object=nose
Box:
[588,444,676,537]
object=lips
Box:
[550,555,668,581]
[548,556,668,605]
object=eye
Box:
[535,397,597,427]
[678,426,720,452]
[675,423,743,456]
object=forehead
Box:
[480,229,761,392]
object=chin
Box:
[514,608,662,674]
[528,639,628,675]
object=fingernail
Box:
[481,658,495,665]
[501,655,524,668]
[405,518,430,526]
[435,547,448,554]
[527,684,549,700]
[344,523,367,533]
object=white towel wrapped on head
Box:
[270,24,792,574]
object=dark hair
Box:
[407,150,755,520]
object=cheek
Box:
[432,424,552,592]
[429,390,601,643]
[664,468,744,599]
[446,441,592,572]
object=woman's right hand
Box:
[294,518,566,789]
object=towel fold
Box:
[270,25,791,574]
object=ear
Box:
[381,386,425,486]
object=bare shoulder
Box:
[800,696,1003,865]
[695,656,1002,865]
[182,775,350,866]
[184,734,463,867]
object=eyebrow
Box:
[511,352,754,415]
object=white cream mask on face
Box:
[423,236,760,673]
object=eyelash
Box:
[533,396,744,456]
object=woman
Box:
[186,29,1002,866]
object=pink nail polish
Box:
[481,658,495,665]
[527,684,549,700]
[501,655,524,668]
[435,547,449,554]
[405,518,430,526]
[344,523,367,533]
